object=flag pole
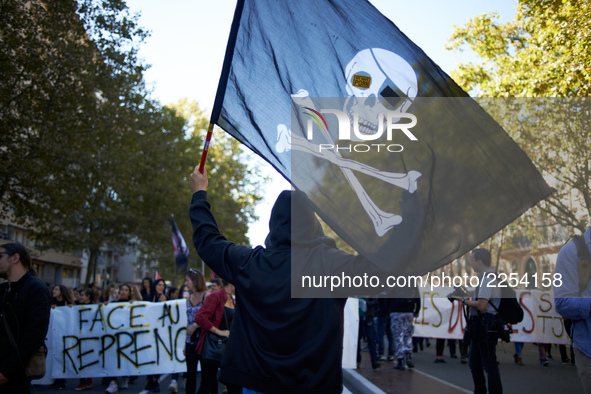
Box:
[198,123,214,174]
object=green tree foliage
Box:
[153,100,264,282]
[446,1,591,97]
[445,0,591,252]
[0,0,263,284]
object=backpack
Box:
[489,285,524,325]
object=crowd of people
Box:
[36,271,580,394]
[42,272,227,393]
[1,163,590,394]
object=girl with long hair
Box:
[145,279,167,392]
[177,269,207,394]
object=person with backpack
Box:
[555,225,591,393]
[454,248,503,394]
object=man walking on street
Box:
[0,242,51,394]
[457,248,503,394]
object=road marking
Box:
[412,368,472,393]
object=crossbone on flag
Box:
[211,0,553,293]
[171,215,189,270]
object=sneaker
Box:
[51,380,67,390]
[387,356,395,362]
[372,362,381,370]
[540,359,549,366]
[450,354,458,359]
[106,381,118,393]
[434,358,446,363]
[75,379,92,391]
[461,357,468,365]
[168,379,178,393]
[120,377,129,389]
[378,355,386,362]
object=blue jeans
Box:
[377,314,394,356]
[360,315,379,365]
[469,339,502,394]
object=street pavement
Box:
[355,340,584,394]
[33,341,583,394]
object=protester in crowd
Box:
[206,277,222,298]
[145,278,167,392]
[111,287,120,303]
[147,279,167,303]
[377,298,395,362]
[50,284,74,390]
[104,283,138,393]
[0,242,51,393]
[167,286,179,301]
[129,283,142,303]
[189,166,372,393]
[74,287,84,305]
[455,248,503,394]
[141,277,153,301]
[179,283,190,299]
[95,288,104,303]
[178,269,208,394]
[52,284,75,308]
[119,283,135,303]
[555,224,591,392]
[390,286,420,370]
[358,297,380,369]
[195,279,238,394]
[75,288,96,390]
[105,283,120,303]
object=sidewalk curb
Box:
[342,368,386,394]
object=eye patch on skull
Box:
[380,85,403,110]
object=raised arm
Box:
[188,165,253,283]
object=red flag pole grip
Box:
[198,123,215,174]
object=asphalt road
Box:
[32,340,582,394]
[356,339,584,394]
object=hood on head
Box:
[264,190,326,248]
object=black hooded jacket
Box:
[189,190,361,394]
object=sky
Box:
[125,0,518,247]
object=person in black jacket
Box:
[0,242,51,394]
[189,166,374,394]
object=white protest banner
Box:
[48,300,187,378]
[414,287,569,345]
[343,298,359,369]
